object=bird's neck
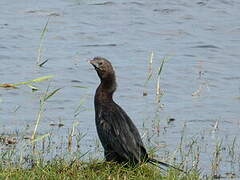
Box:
[95,75,117,102]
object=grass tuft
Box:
[0,159,200,179]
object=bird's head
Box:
[89,57,115,80]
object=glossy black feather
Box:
[95,101,148,164]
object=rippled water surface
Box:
[1,0,240,177]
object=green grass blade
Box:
[13,75,54,86]
[37,18,50,65]
[40,18,49,41]
[44,88,61,101]
[157,56,171,77]
[157,58,165,77]
[31,133,50,143]
[39,59,49,67]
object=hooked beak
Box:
[89,59,99,69]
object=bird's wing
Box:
[97,103,147,163]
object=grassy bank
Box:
[0,125,200,180]
[0,159,199,180]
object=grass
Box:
[0,158,199,180]
[0,81,201,179]
[0,124,201,179]
[0,130,200,180]
[0,75,53,89]
[31,86,61,140]
[0,120,202,180]
[37,18,50,66]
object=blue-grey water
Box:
[0,0,240,177]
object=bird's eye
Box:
[99,62,103,66]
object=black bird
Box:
[90,57,182,171]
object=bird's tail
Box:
[148,158,185,173]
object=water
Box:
[0,0,240,177]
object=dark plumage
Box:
[90,57,182,171]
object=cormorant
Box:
[89,57,182,171]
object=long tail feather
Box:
[148,160,167,172]
[148,158,185,173]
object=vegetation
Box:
[0,160,199,180]
[0,80,200,179]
